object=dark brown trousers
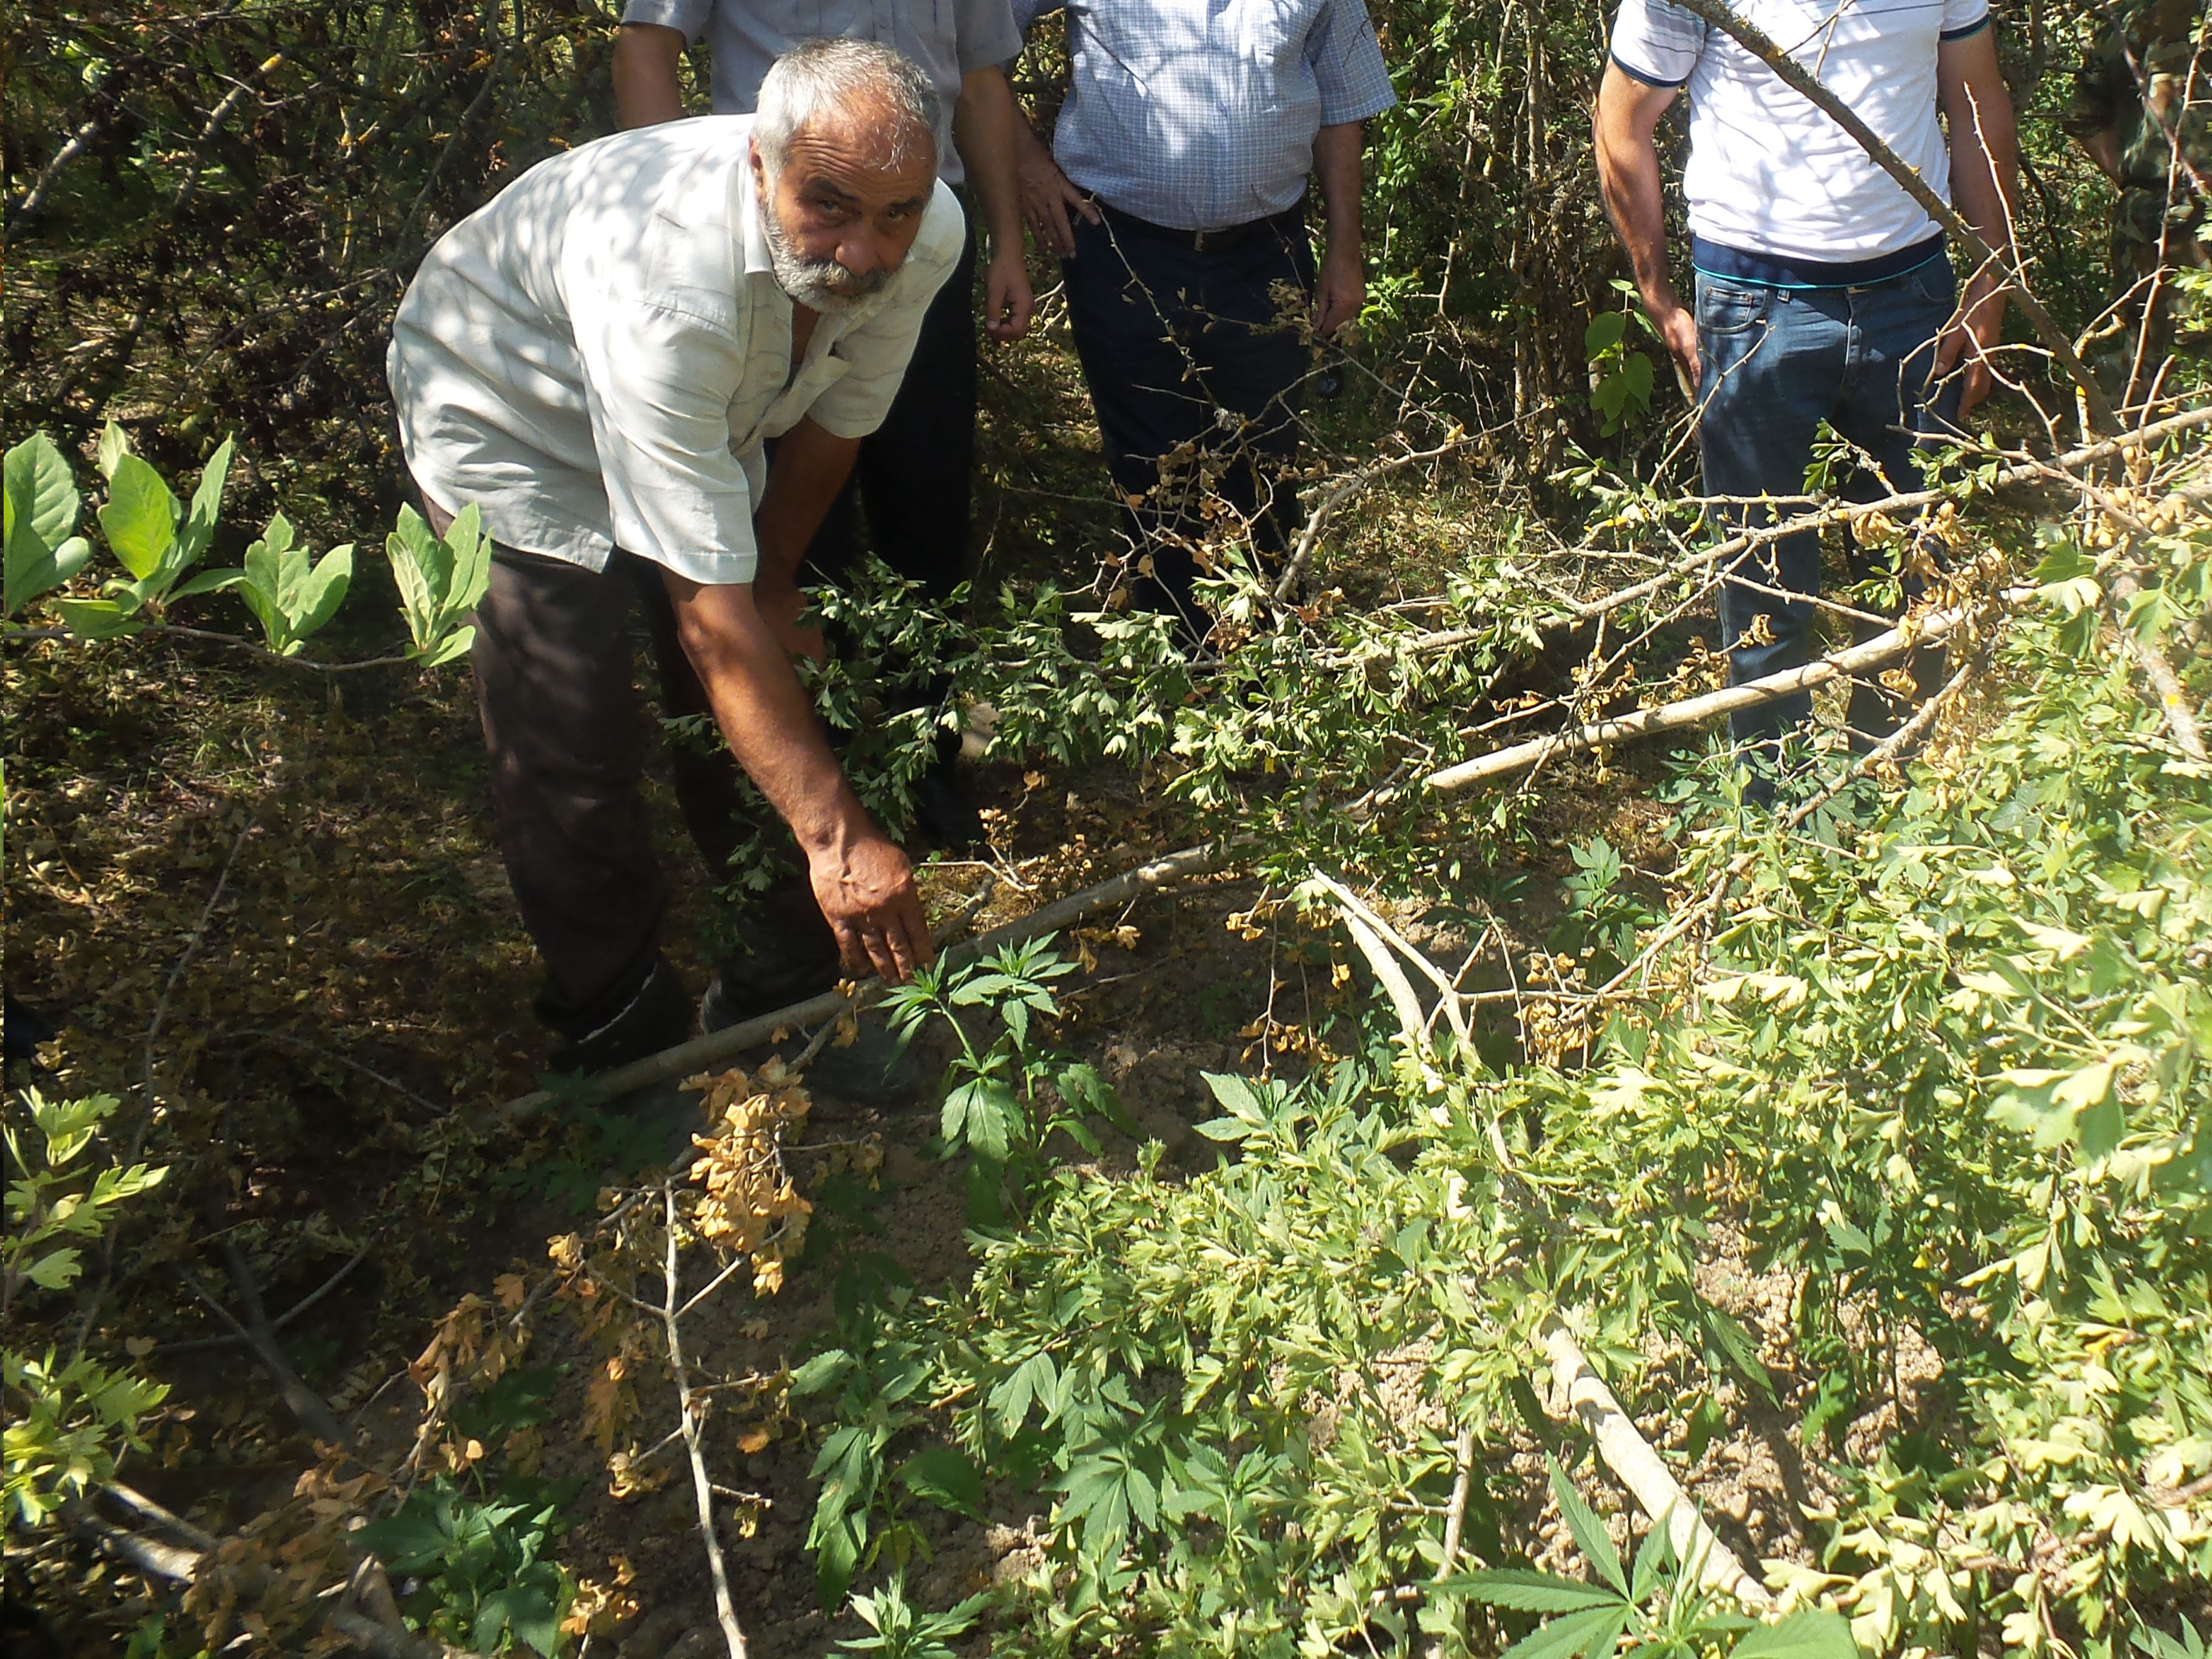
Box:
[467,541,838,1039]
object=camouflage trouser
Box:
[2099,183,2211,403]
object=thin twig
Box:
[660,1185,751,1659]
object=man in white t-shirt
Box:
[388,42,958,1082]
[1594,0,2018,770]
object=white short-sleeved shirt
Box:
[1609,0,1992,264]
[387,116,963,584]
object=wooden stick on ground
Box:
[489,843,1222,1126]
[1542,1321,1772,1611]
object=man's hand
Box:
[662,572,933,985]
[982,243,1035,341]
[1012,112,1099,258]
[1937,28,2018,417]
[954,66,1036,341]
[1936,267,2007,412]
[1650,293,1701,392]
[1314,242,1364,338]
[809,825,933,983]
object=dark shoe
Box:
[780,1016,922,1106]
[545,955,694,1076]
[604,1077,711,1171]
[912,759,984,853]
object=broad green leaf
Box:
[97,455,178,581]
[5,435,87,618]
[440,501,491,628]
[1433,1568,1621,1614]
[788,1350,855,1396]
[386,506,441,643]
[1548,1458,1626,1595]
[962,1079,1019,1164]
[897,1444,984,1518]
[51,597,144,640]
[1731,1610,1861,1659]
[95,420,132,481]
[1584,310,1629,357]
[290,543,353,639]
[989,1349,1057,1436]
[173,437,233,568]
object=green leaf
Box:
[290,544,354,640]
[415,623,477,668]
[174,437,233,569]
[5,434,86,617]
[51,597,145,640]
[1500,1605,1631,1659]
[989,1350,1057,1436]
[23,1247,83,1290]
[170,569,247,600]
[962,1079,1019,1164]
[1731,1610,1862,1659]
[897,1444,984,1519]
[1701,1306,1774,1400]
[1584,310,1629,357]
[789,1350,856,1396]
[441,501,492,629]
[98,455,178,581]
[95,420,132,481]
[1548,1458,1626,1596]
[1435,1568,1622,1614]
[386,506,441,645]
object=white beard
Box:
[759,193,887,313]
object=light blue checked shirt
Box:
[1013,0,1396,232]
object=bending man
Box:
[387,41,959,1081]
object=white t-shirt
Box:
[387,116,963,583]
[1609,0,1992,264]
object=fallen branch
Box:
[490,843,1222,1125]
[1420,588,2022,796]
[660,1185,751,1659]
[1541,1321,1772,1611]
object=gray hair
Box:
[755,39,941,180]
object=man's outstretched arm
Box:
[663,571,933,982]
[1937,25,2019,412]
[1594,64,1697,388]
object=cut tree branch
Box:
[1543,1321,1772,1610]
[1420,587,2023,795]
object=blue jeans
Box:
[1694,258,1962,751]
[1062,206,1315,637]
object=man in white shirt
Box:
[1595,0,2018,775]
[612,0,1030,851]
[388,41,959,1078]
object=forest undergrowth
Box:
[7,0,2212,1656]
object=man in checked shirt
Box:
[1010,0,1396,643]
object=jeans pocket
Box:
[1908,259,1959,312]
[1697,278,1774,338]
